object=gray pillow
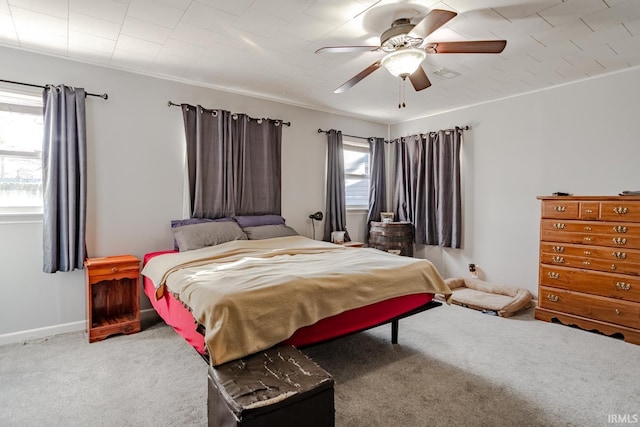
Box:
[172,221,247,251]
[242,224,299,240]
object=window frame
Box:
[342,139,370,211]
[0,87,44,218]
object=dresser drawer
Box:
[540,230,640,250]
[539,286,640,329]
[600,201,640,223]
[539,265,640,302]
[540,219,640,236]
[541,200,580,219]
[541,252,640,275]
[540,242,640,264]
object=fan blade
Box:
[315,46,380,54]
[333,61,382,94]
[426,40,507,54]
[409,66,432,91]
[408,9,457,39]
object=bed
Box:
[141,220,451,366]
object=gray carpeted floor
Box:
[1,304,639,427]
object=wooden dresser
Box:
[536,196,640,344]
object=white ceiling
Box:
[1,0,640,123]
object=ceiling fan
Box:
[315,9,507,94]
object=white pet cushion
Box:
[440,277,532,317]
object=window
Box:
[0,89,43,214]
[343,140,370,209]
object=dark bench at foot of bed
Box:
[208,345,335,427]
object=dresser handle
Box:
[612,237,627,245]
[554,206,566,212]
[584,209,593,214]
[612,252,627,259]
[547,294,559,302]
[552,246,565,253]
[111,267,118,273]
[584,250,591,255]
[584,237,592,241]
[583,261,591,266]
[613,206,628,215]
[613,226,627,233]
[548,272,560,279]
[616,282,631,291]
[553,256,564,263]
[611,264,616,270]
[584,226,592,231]
[615,308,621,315]
[554,223,565,229]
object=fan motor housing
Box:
[380,18,421,51]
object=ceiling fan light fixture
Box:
[381,48,426,78]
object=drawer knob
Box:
[613,206,628,215]
[552,246,565,253]
[554,206,566,212]
[553,256,564,263]
[611,264,616,270]
[583,261,591,266]
[612,252,627,259]
[613,226,628,233]
[612,237,627,245]
[554,223,565,229]
[615,308,621,315]
[584,209,593,214]
[584,250,591,255]
[111,267,118,273]
[584,226,592,231]
[616,282,631,291]
[584,237,592,242]
[547,294,559,302]
[548,272,560,279]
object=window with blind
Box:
[0,89,43,214]
[343,140,369,209]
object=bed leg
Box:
[391,319,399,344]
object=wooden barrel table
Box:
[368,221,414,257]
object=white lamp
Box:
[381,48,427,78]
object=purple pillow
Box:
[233,215,285,228]
[170,217,233,250]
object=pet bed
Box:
[439,277,532,317]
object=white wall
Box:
[0,46,384,341]
[391,67,640,296]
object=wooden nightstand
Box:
[84,255,141,343]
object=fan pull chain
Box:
[398,77,407,109]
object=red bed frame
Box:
[143,251,440,357]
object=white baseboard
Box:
[0,309,160,346]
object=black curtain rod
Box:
[317,128,375,142]
[0,79,108,99]
[390,125,471,142]
[168,101,291,126]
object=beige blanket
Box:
[142,236,451,365]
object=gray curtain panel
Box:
[181,105,281,219]
[323,129,350,242]
[365,137,386,241]
[393,129,462,248]
[42,85,87,273]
